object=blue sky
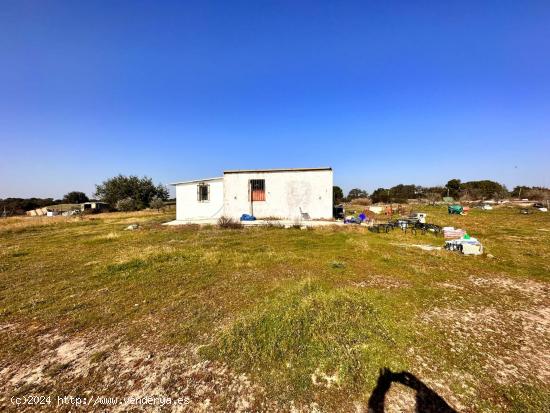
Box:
[1,1,549,198]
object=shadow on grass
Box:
[368,368,457,413]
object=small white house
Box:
[172,167,333,221]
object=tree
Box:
[95,175,169,210]
[333,186,344,204]
[150,197,165,212]
[445,179,461,198]
[511,186,531,198]
[347,188,368,200]
[461,180,508,200]
[370,188,390,203]
[388,184,417,203]
[63,191,89,204]
[421,186,444,205]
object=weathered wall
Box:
[222,170,333,220]
[175,179,224,220]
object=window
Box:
[197,183,209,202]
[249,179,265,201]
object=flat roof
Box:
[170,177,223,186]
[223,167,332,174]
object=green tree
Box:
[445,179,461,198]
[511,186,530,198]
[333,186,344,204]
[388,184,417,203]
[370,188,390,203]
[347,188,368,200]
[63,191,89,204]
[461,180,508,200]
[95,175,169,210]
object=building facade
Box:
[173,168,333,221]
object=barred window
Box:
[250,179,265,201]
[197,183,209,202]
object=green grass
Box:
[0,206,548,411]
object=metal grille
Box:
[197,184,209,202]
[249,179,265,201]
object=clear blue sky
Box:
[1,1,549,198]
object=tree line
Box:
[1,175,169,216]
[334,179,550,204]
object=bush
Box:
[150,197,165,211]
[217,216,243,229]
[116,197,138,212]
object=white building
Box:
[172,168,333,222]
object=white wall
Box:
[223,170,333,220]
[175,179,224,220]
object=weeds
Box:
[217,216,243,229]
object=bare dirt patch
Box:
[0,327,279,413]
[421,275,550,386]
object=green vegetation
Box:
[0,206,548,411]
[94,174,169,210]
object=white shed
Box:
[172,167,333,222]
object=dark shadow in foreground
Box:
[368,368,458,413]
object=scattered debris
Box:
[344,216,363,224]
[448,205,463,215]
[408,212,427,223]
[124,224,139,231]
[443,227,466,239]
[368,223,393,233]
[444,236,483,255]
[369,206,384,214]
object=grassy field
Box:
[0,206,548,412]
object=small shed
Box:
[172,167,333,221]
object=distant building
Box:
[172,168,333,221]
[26,202,109,217]
[80,202,109,212]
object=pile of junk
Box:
[363,210,485,256]
[443,227,483,255]
[368,212,443,235]
[448,204,471,215]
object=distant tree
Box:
[510,186,549,201]
[461,180,508,200]
[347,188,368,200]
[150,197,165,212]
[333,186,344,204]
[0,198,57,215]
[63,191,89,204]
[370,188,390,204]
[511,186,531,198]
[445,179,461,198]
[95,175,169,210]
[388,184,417,203]
[422,186,445,205]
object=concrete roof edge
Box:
[223,167,332,174]
[170,177,223,186]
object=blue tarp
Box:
[240,214,256,221]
